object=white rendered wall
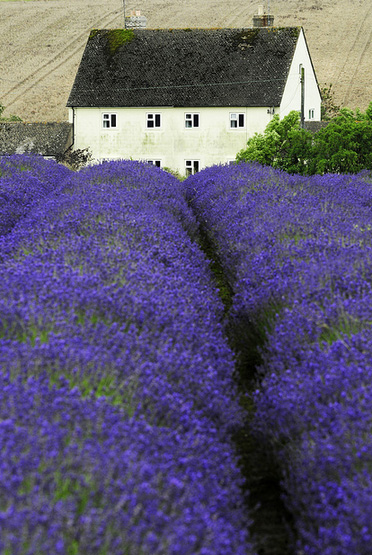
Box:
[280,28,321,121]
[69,106,275,175]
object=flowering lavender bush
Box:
[0,154,71,236]
[185,162,372,554]
[0,157,253,554]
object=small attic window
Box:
[102,113,117,128]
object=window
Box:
[147,113,161,128]
[185,160,200,177]
[308,109,315,120]
[102,113,117,128]
[230,113,245,128]
[147,160,162,167]
[185,113,200,128]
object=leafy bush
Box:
[236,111,313,174]
[309,105,372,174]
[236,103,372,175]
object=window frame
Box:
[147,160,162,168]
[185,113,200,129]
[102,112,118,129]
[308,108,315,120]
[185,160,200,177]
[229,112,245,129]
[146,113,162,129]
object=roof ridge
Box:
[68,27,301,108]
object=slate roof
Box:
[67,27,302,108]
[0,122,73,156]
[304,121,329,133]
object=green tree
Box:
[309,104,372,174]
[236,103,372,175]
[236,111,313,174]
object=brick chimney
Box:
[253,4,274,27]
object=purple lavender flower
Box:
[185,161,372,554]
[0,157,253,554]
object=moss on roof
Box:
[106,29,135,56]
[68,27,303,108]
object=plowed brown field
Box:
[1,0,371,122]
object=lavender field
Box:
[0,156,252,554]
[3,155,372,554]
[186,163,372,555]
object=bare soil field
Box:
[1,0,371,122]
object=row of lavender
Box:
[0,155,71,236]
[0,156,253,554]
[185,163,372,555]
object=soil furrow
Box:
[3,9,122,108]
[195,224,295,555]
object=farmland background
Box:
[1,0,372,123]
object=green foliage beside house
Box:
[236,102,372,175]
[236,111,312,174]
[311,105,372,174]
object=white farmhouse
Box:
[67,26,321,176]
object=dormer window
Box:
[102,113,117,128]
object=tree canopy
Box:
[236,102,372,175]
